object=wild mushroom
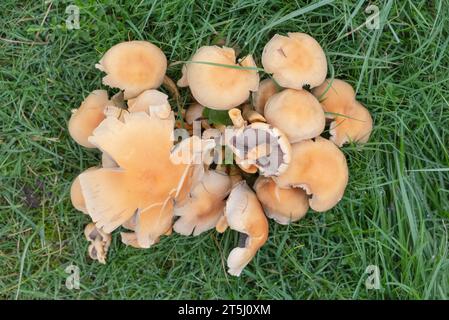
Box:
[78,94,212,248]
[84,223,111,264]
[312,79,373,146]
[68,90,111,148]
[226,109,292,176]
[70,167,98,214]
[264,89,325,143]
[242,104,266,123]
[173,168,232,236]
[96,41,167,99]
[185,103,210,129]
[252,78,278,115]
[225,181,269,276]
[254,177,309,225]
[261,32,327,89]
[274,137,348,212]
[177,46,259,110]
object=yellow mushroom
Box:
[254,177,309,225]
[274,137,348,212]
[78,94,210,248]
[173,169,232,236]
[225,181,269,276]
[68,90,111,148]
[264,89,325,143]
[177,46,259,110]
[96,41,167,99]
[262,32,327,89]
[252,78,278,115]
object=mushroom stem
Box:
[228,108,246,128]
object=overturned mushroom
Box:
[252,78,278,115]
[226,109,291,176]
[264,89,325,143]
[177,46,259,110]
[78,95,211,248]
[225,181,268,276]
[96,41,167,99]
[68,90,111,148]
[84,223,111,264]
[173,168,232,236]
[254,176,309,225]
[274,137,348,212]
[262,33,327,89]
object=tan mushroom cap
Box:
[262,33,327,89]
[264,89,325,143]
[68,90,110,148]
[173,169,232,236]
[70,167,98,213]
[127,89,171,119]
[225,181,269,276]
[252,78,278,115]
[312,79,356,118]
[254,177,309,225]
[96,41,167,99]
[274,137,348,212]
[330,101,373,147]
[179,46,259,110]
[185,103,210,129]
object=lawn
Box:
[0,0,448,299]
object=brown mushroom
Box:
[96,41,167,99]
[173,168,232,236]
[252,78,278,115]
[177,46,259,110]
[274,137,348,212]
[225,181,269,276]
[264,89,325,143]
[262,33,327,89]
[84,223,111,264]
[68,90,111,148]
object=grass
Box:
[0,0,448,300]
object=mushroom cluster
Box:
[69,33,373,276]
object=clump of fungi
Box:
[68,33,373,276]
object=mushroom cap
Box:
[96,41,167,99]
[264,89,325,143]
[185,103,206,126]
[127,89,172,119]
[274,137,348,212]
[225,181,269,276]
[183,46,259,110]
[252,78,278,115]
[70,167,98,213]
[226,122,292,176]
[330,101,373,147]
[173,169,232,236]
[68,90,110,148]
[254,177,309,225]
[312,79,356,118]
[262,33,327,89]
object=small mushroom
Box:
[329,101,373,147]
[96,41,167,99]
[242,104,266,123]
[312,78,356,118]
[274,137,348,212]
[70,167,98,214]
[68,90,111,148]
[225,181,269,276]
[173,168,232,236]
[252,78,278,115]
[185,103,210,129]
[254,177,308,225]
[262,33,327,89]
[178,46,259,110]
[225,111,292,176]
[264,89,325,143]
[84,223,111,264]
